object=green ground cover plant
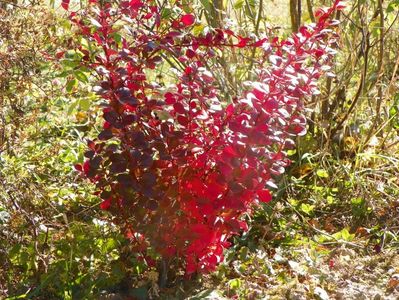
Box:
[1,0,398,299]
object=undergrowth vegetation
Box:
[1,0,399,299]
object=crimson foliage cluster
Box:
[70,0,344,274]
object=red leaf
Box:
[329,259,335,269]
[100,198,112,210]
[129,0,144,9]
[252,38,267,47]
[189,101,197,109]
[165,92,176,104]
[205,182,225,198]
[223,146,238,157]
[83,161,90,175]
[314,49,324,58]
[226,104,234,117]
[263,99,279,111]
[181,14,195,26]
[173,102,186,114]
[61,0,70,10]
[219,163,233,178]
[144,12,153,19]
[315,7,328,18]
[55,51,66,59]
[335,1,346,10]
[224,29,235,36]
[238,220,249,231]
[257,189,272,203]
[125,229,134,239]
[236,37,251,48]
[184,66,193,75]
[187,178,206,194]
[205,254,217,266]
[177,115,189,126]
[186,49,196,58]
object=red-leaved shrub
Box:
[70,0,344,275]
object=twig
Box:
[363,0,384,146]
[306,0,315,23]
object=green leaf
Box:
[300,203,315,215]
[79,98,91,111]
[316,169,329,178]
[340,228,354,241]
[234,0,245,9]
[239,246,249,261]
[62,59,80,69]
[326,195,335,204]
[105,238,118,251]
[68,100,79,115]
[200,0,213,15]
[74,71,89,83]
[333,228,354,242]
[66,79,77,93]
[192,23,206,36]
[113,32,122,45]
[228,278,242,289]
[6,293,29,299]
[351,197,364,206]
[387,0,399,13]
[9,244,22,260]
[56,71,69,78]
[161,7,172,19]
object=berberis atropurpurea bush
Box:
[68,0,345,277]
